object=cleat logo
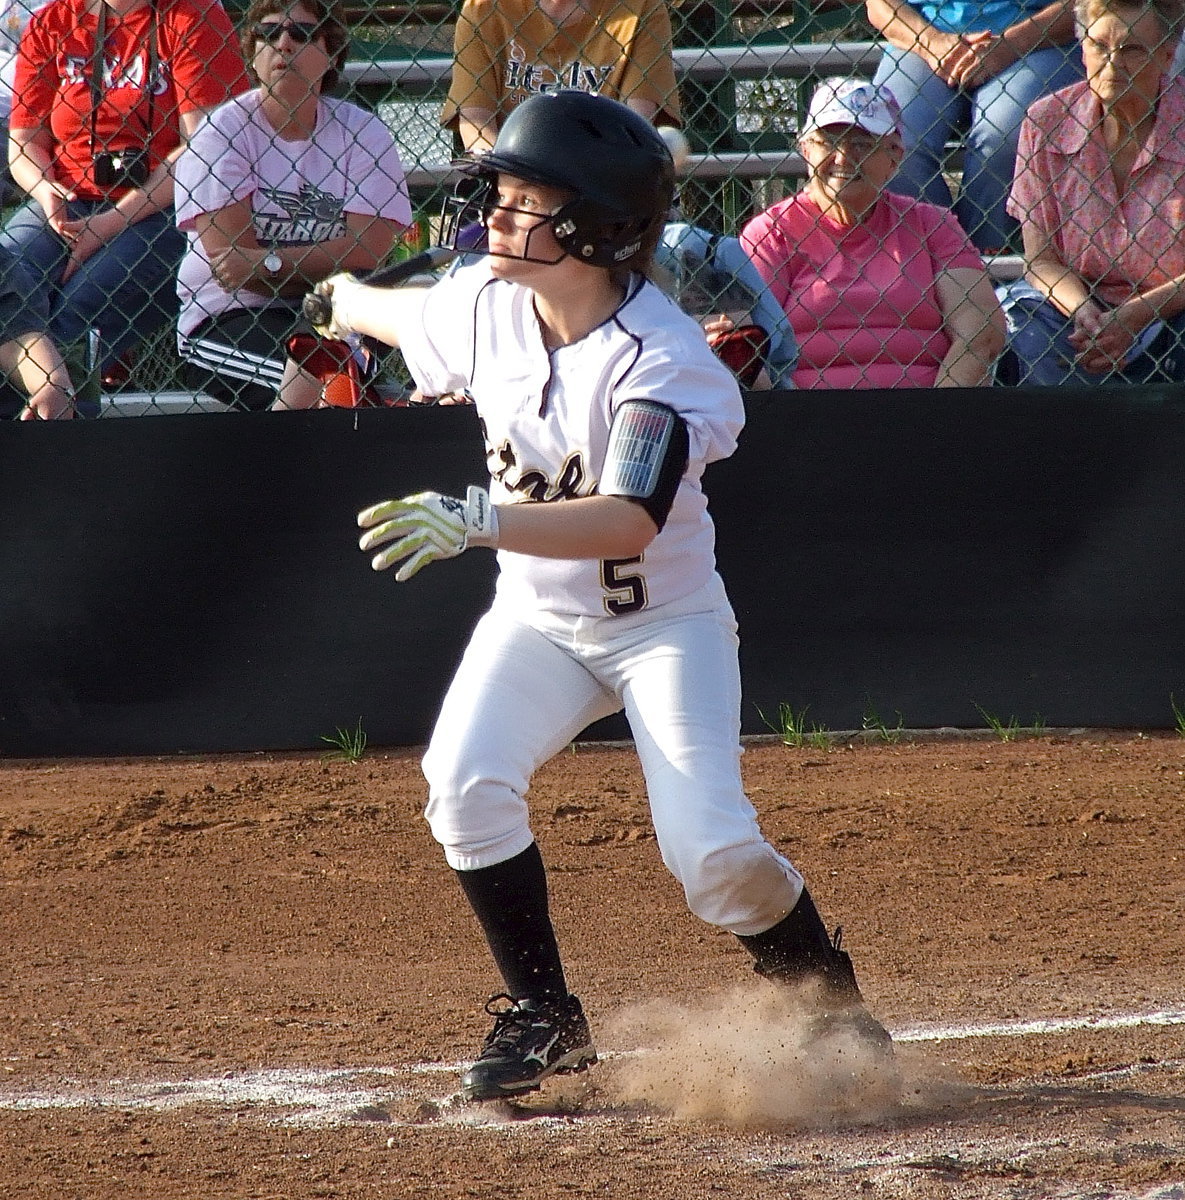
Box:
[522,1031,561,1067]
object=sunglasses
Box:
[253,20,325,44]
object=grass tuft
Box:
[321,717,368,764]
[976,705,1050,742]
[976,704,1021,742]
[757,702,833,750]
[861,700,904,744]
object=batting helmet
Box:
[443,91,676,269]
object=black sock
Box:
[454,842,569,1002]
[736,886,836,978]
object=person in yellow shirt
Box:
[442,0,680,152]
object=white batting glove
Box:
[312,272,365,339]
[357,486,499,582]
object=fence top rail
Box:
[402,148,809,188]
[342,39,882,89]
[404,142,1019,199]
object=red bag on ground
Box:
[285,334,387,408]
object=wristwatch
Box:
[262,250,283,278]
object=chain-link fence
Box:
[2,0,1183,415]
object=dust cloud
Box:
[601,983,964,1129]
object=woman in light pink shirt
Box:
[1000,0,1185,384]
[741,77,1004,390]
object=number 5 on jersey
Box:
[601,556,647,615]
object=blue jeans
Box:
[0,197,184,372]
[0,245,49,418]
[873,43,1084,251]
[997,286,1185,386]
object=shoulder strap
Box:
[144,0,158,134]
[87,0,159,152]
[87,2,107,149]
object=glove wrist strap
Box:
[464,486,499,548]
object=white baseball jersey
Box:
[398,258,746,618]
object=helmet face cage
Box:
[439,174,490,255]
[441,168,654,269]
[440,171,569,266]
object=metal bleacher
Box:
[340,39,889,192]
[108,34,893,413]
[100,17,1022,414]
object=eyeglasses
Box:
[253,20,325,44]
[1080,36,1157,62]
[802,130,889,157]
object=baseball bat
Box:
[302,221,487,328]
[301,245,459,328]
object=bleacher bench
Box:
[102,37,1022,410]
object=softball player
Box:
[312,91,889,1103]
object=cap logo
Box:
[806,76,901,136]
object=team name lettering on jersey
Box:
[488,437,591,503]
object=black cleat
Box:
[784,927,895,1053]
[460,993,598,1102]
[740,891,894,1055]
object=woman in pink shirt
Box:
[741,77,1004,390]
[999,0,1185,385]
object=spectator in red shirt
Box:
[2,0,251,410]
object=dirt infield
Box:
[2,733,1184,1199]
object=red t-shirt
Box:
[11,0,251,199]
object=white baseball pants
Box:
[421,576,803,936]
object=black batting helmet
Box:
[443,91,676,269]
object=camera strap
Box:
[87,0,159,160]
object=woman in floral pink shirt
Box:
[1000,0,1185,384]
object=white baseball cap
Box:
[802,77,903,137]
